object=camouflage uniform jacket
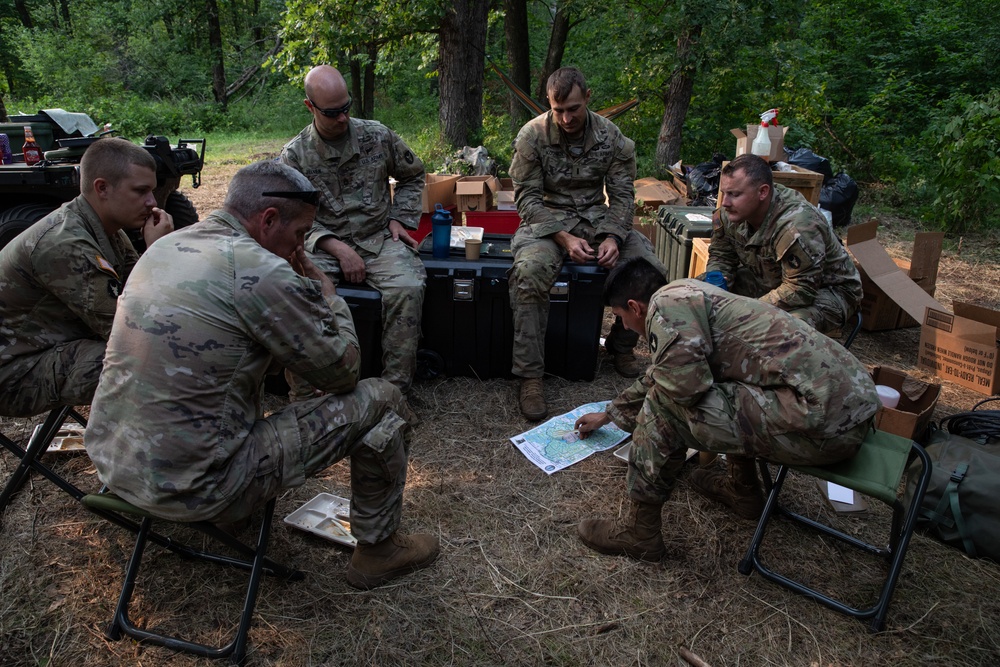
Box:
[0,195,136,365]
[706,184,862,311]
[607,279,878,439]
[86,210,362,521]
[281,118,425,256]
[509,109,636,243]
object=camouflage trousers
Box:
[509,226,665,378]
[0,340,105,417]
[307,238,425,392]
[208,378,416,546]
[730,266,855,335]
[625,382,874,504]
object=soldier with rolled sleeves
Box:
[704,153,862,335]
[509,66,666,421]
[85,161,438,590]
[574,259,879,561]
[281,64,426,394]
[0,137,173,418]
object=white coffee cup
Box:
[875,385,901,410]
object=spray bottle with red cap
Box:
[751,108,780,159]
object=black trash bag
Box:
[820,172,859,227]
[686,152,726,207]
[785,147,834,182]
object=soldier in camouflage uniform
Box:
[85,162,438,590]
[705,153,862,334]
[574,259,879,561]
[509,67,666,421]
[281,65,426,394]
[0,138,173,418]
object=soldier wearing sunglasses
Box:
[281,65,427,395]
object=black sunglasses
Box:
[262,190,322,207]
[308,96,353,118]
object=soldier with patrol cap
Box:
[508,66,666,422]
[0,137,174,417]
[281,64,426,395]
[85,161,439,590]
[574,258,879,561]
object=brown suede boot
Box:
[346,532,440,590]
[578,501,665,562]
[519,378,547,421]
[689,455,764,520]
[612,352,645,378]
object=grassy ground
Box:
[2,145,1000,666]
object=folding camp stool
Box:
[739,427,932,632]
[0,405,88,517]
[81,493,304,666]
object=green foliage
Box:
[924,89,1000,232]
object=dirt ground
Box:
[1,156,999,667]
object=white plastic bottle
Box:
[751,121,771,159]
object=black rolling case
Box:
[419,234,606,381]
[654,205,715,281]
[337,283,384,380]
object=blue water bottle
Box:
[431,204,453,259]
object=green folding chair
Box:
[81,493,303,666]
[739,427,933,632]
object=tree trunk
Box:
[503,0,532,128]
[348,55,364,117]
[535,5,571,105]
[14,0,33,28]
[439,0,489,148]
[655,26,701,172]
[58,0,71,29]
[0,92,8,123]
[363,43,377,119]
[206,0,227,109]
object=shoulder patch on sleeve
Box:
[95,255,120,279]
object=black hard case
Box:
[419,234,606,381]
[654,205,715,281]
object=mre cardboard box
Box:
[870,366,941,442]
[731,125,788,163]
[919,303,1000,395]
[497,177,516,211]
[634,177,684,214]
[456,175,501,212]
[421,174,461,213]
[846,221,945,332]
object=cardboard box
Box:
[846,221,945,332]
[688,237,711,279]
[456,175,501,212]
[731,125,788,163]
[497,177,516,211]
[421,174,461,213]
[634,177,684,214]
[870,366,941,441]
[919,303,1000,395]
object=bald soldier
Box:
[0,137,173,417]
[574,259,879,561]
[704,153,862,334]
[85,161,438,589]
[281,65,426,394]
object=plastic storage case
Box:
[654,205,715,281]
[418,234,606,381]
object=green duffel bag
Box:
[904,427,1000,562]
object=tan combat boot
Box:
[612,352,645,378]
[688,455,764,520]
[577,501,665,562]
[346,532,440,590]
[519,377,547,421]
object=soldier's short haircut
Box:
[80,137,157,195]
[225,160,317,221]
[546,67,589,103]
[604,258,667,309]
[722,153,773,188]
